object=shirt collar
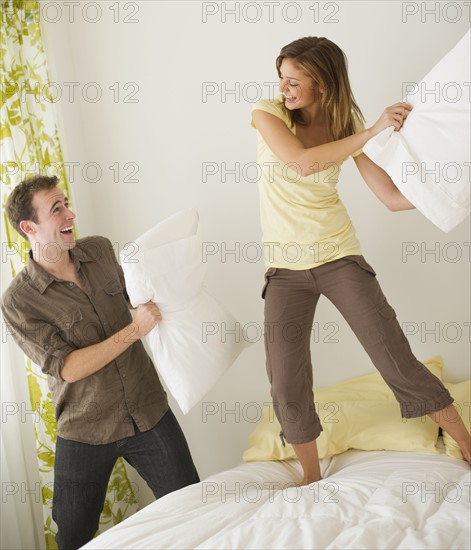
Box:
[26,241,95,294]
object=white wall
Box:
[40,0,470,506]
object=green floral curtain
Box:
[1,2,138,547]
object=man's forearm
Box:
[61,323,141,383]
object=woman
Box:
[251,36,471,485]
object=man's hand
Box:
[133,302,162,339]
[62,301,162,383]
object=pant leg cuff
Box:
[400,390,454,419]
[281,425,324,446]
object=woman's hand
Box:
[368,102,412,137]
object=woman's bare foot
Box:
[292,439,322,485]
[428,404,471,467]
[301,474,322,486]
[458,441,471,465]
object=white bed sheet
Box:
[83,444,470,549]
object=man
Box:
[1,175,200,549]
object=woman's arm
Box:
[252,102,412,177]
[354,153,415,212]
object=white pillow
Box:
[363,30,470,233]
[120,209,250,413]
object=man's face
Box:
[25,187,76,254]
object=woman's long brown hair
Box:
[276,36,365,141]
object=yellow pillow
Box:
[312,354,444,403]
[442,380,471,459]
[243,356,444,462]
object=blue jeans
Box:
[52,408,199,549]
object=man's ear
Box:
[19,220,36,237]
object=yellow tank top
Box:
[251,95,364,270]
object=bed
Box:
[83,357,470,549]
[82,439,470,549]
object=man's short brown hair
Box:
[5,175,60,240]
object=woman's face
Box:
[278,58,321,111]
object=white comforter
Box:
[83,446,470,549]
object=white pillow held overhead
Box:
[363,30,470,232]
[120,209,250,414]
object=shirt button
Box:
[103,321,108,326]
[68,282,74,287]
[44,344,49,350]
[122,373,126,378]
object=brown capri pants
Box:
[262,255,454,445]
